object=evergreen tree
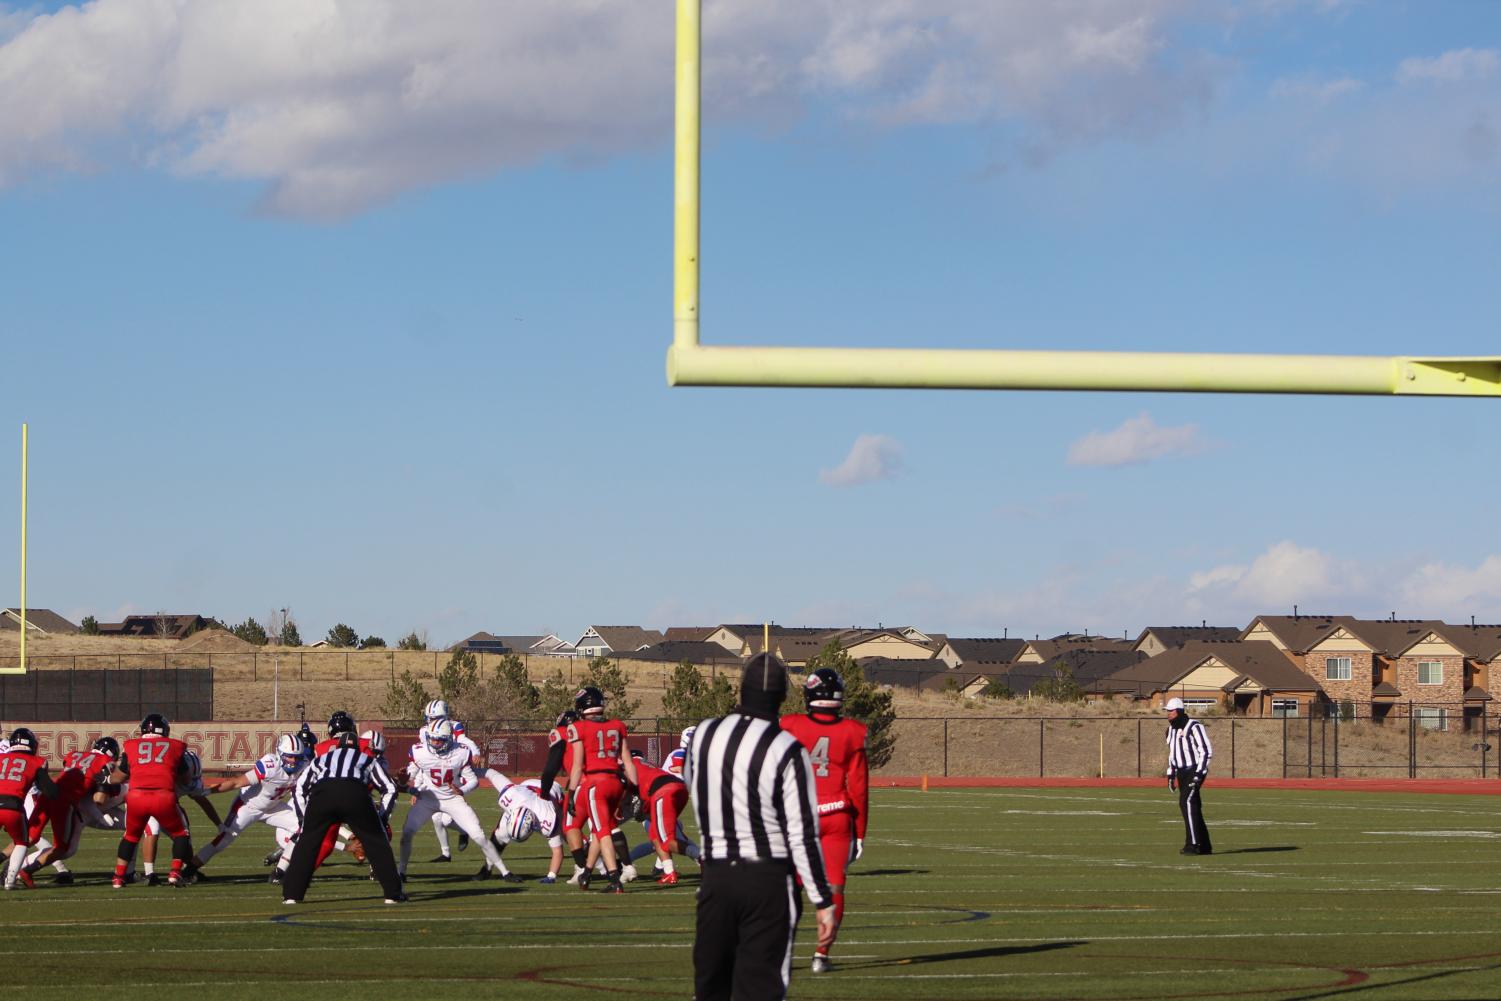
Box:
[380,670,429,727]
[662,660,736,728]
[326,623,359,648]
[804,639,898,768]
[232,617,269,646]
[279,619,302,647]
[80,615,99,635]
[361,635,387,649]
[578,656,640,720]
[397,630,428,651]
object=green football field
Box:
[6,786,1501,999]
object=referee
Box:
[1164,697,1213,855]
[685,653,836,1001]
[282,729,405,903]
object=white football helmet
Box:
[506,807,537,843]
[276,733,310,771]
[679,725,697,749]
[361,729,386,754]
[426,719,455,753]
[424,699,450,722]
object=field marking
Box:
[7,926,1501,959]
[1363,829,1501,838]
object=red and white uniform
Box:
[196,753,303,863]
[0,749,49,846]
[26,748,112,851]
[119,735,191,842]
[567,716,628,839]
[779,713,869,888]
[631,759,688,852]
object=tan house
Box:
[840,629,939,661]
[1134,625,1240,658]
[1014,634,1135,664]
[1092,641,1320,717]
[1,608,79,635]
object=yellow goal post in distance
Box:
[5,423,26,675]
[665,0,1501,397]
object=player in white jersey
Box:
[484,769,565,882]
[399,720,517,882]
[418,702,483,860]
[183,734,310,882]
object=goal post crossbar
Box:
[666,0,1500,398]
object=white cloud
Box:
[819,433,904,487]
[1270,75,1363,104]
[1066,412,1213,467]
[1397,48,1500,86]
[0,0,1223,217]
[1397,556,1501,616]
[1185,540,1357,609]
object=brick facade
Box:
[1302,649,1374,708]
[1393,654,1465,705]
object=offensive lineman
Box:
[111,714,196,889]
[1,728,58,889]
[780,668,870,973]
[484,769,565,882]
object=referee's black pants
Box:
[1175,768,1212,854]
[694,859,801,1001]
[282,779,402,901]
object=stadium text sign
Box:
[3,721,384,771]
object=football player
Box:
[185,733,310,882]
[780,668,870,973]
[419,700,483,860]
[139,748,221,885]
[564,686,639,893]
[20,735,117,885]
[1,728,59,889]
[664,726,695,777]
[301,710,366,870]
[399,720,517,882]
[111,714,196,889]
[484,769,565,882]
[624,750,691,884]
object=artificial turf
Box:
[4,786,1499,999]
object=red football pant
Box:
[122,790,187,842]
[648,786,689,851]
[0,808,30,846]
[819,810,854,888]
[575,775,624,840]
[27,797,79,848]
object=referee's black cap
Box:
[740,652,788,715]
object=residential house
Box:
[1,608,79,635]
[573,626,665,658]
[1092,641,1320,717]
[96,614,213,639]
[630,640,746,665]
[705,624,840,655]
[1013,634,1136,664]
[1134,625,1241,658]
[936,637,1026,670]
[662,626,717,643]
[840,628,940,661]
[1005,647,1148,699]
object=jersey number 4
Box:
[810,736,831,777]
[137,740,170,764]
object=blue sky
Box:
[2,0,1499,647]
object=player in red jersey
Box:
[565,686,638,893]
[111,713,195,888]
[21,737,117,885]
[780,668,870,973]
[626,751,690,884]
[1,728,58,890]
[306,710,369,870]
[539,710,583,877]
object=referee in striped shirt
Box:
[282,729,405,903]
[685,653,836,1001]
[1164,697,1213,855]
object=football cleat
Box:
[384,894,410,904]
[577,871,591,891]
[283,898,298,905]
[657,871,679,886]
[456,831,469,852]
[53,872,74,886]
[811,953,832,974]
[17,870,34,889]
[609,883,624,895]
[566,868,584,886]
[473,865,491,881]
[621,864,638,883]
[539,874,557,884]
[268,869,284,884]
[502,872,524,884]
[145,873,161,887]
[429,854,451,863]
[111,876,125,890]
[262,848,283,867]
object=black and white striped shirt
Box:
[293,745,399,821]
[684,712,833,910]
[1166,718,1213,775]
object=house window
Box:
[1183,699,1218,713]
[1325,657,1352,681]
[1415,707,1448,731]
[1271,699,1299,718]
[1416,661,1443,685]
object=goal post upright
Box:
[5,423,26,675]
[664,0,1501,397]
